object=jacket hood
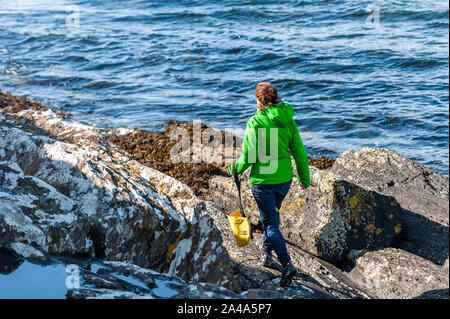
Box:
[261,103,294,127]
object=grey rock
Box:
[67,288,153,299]
[0,247,24,274]
[68,259,238,299]
[0,109,234,287]
[102,261,157,289]
[330,147,449,266]
[171,283,239,299]
[239,286,325,299]
[82,268,152,295]
[347,248,449,299]
[209,167,402,264]
[5,242,45,259]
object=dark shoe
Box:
[262,251,273,268]
[280,260,297,287]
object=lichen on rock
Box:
[330,147,449,267]
[0,107,234,287]
[210,166,402,264]
[1,92,448,299]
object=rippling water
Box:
[0,255,181,299]
[0,0,448,174]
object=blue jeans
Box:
[251,180,292,266]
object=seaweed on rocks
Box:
[0,91,71,119]
[106,121,335,200]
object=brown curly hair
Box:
[255,82,280,111]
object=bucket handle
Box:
[232,164,253,239]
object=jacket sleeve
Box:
[289,120,310,187]
[228,120,257,176]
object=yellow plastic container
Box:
[228,210,251,247]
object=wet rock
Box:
[0,247,24,274]
[209,166,402,264]
[5,242,45,259]
[103,261,157,289]
[68,259,233,299]
[330,147,449,266]
[83,271,129,292]
[347,248,449,299]
[0,109,234,287]
[82,268,153,295]
[0,91,70,118]
[308,156,335,170]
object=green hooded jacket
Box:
[228,102,310,187]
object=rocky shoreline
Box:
[105,121,335,200]
[0,92,448,299]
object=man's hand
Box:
[299,181,306,190]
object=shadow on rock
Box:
[0,247,24,274]
[390,208,448,266]
[330,147,449,267]
[314,179,402,266]
[415,289,449,299]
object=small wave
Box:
[387,57,445,70]
[343,8,449,22]
[83,81,117,90]
[61,55,91,63]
